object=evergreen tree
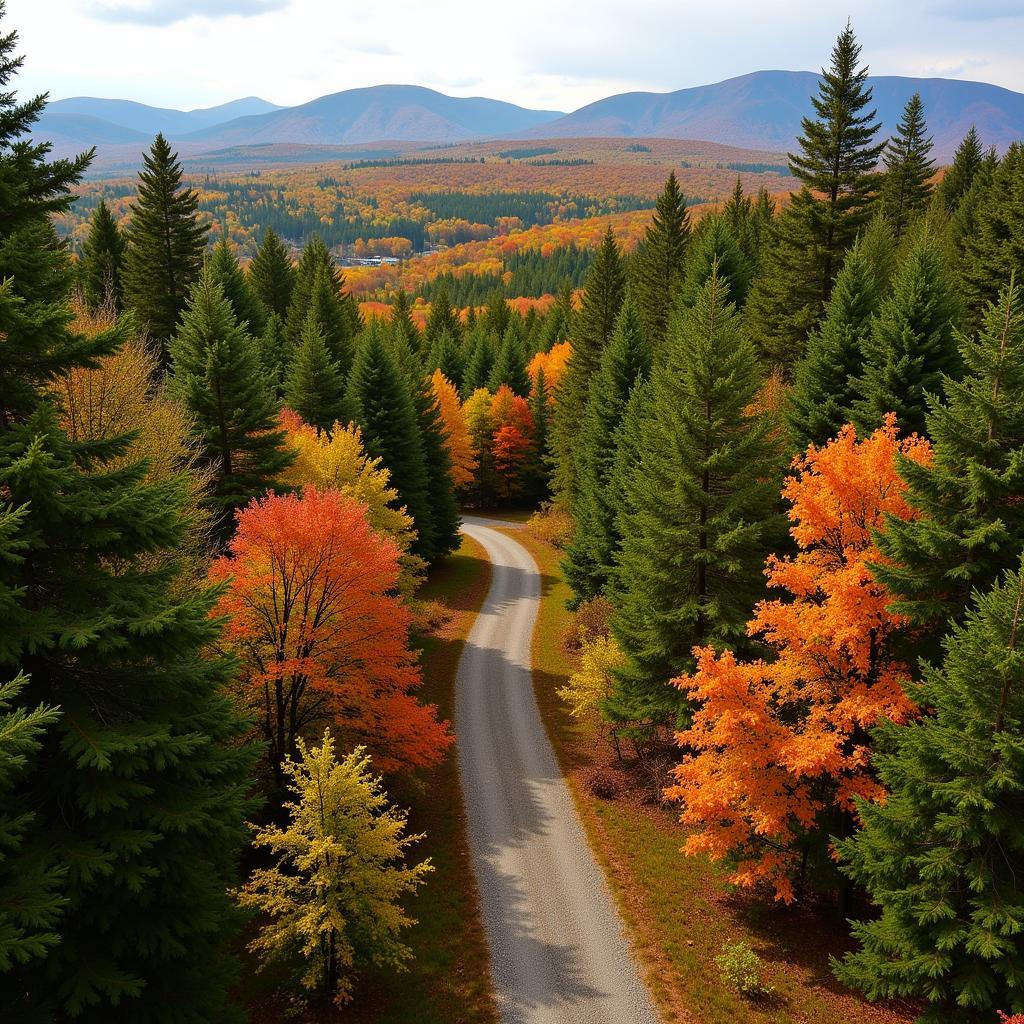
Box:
[347,331,435,561]
[483,289,512,339]
[427,328,463,389]
[210,234,265,335]
[169,266,292,536]
[851,230,960,437]
[788,237,879,449]
[390,288,420,352]
[460,327,495,399]
[284,310,349,432]
[632,172,690,349]
[879,92,935,241]
[746,23,883,367]
[610,271,782,734]
[526,367,551,502]
[678,214,750,308]
[285,235,336,349]
[937,125,984,212]
[860,210,898,296]
[0,19,254,1016]
[535,279,574,353]
[551,227,625,500]
[123,133,207,359]
[488,323,530,396]
[872,276,1024,640]
[257,311,287,394]
[835,557,1024,1023]
[424,282,461,346]
[564,298,651,606]
[77,199,124,312]
[246,227,295,319]
[307,263,354,375]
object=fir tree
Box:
[390,288,420,352]
[488,323,530,396]
[851,230,961,437]
[879,93,935,241]
[610,271,782,735]
[257,311,287,394]
[347,330,435,561]
[284,235,336,349]
[551,226,625,501]
[427,328,463,389]
[284,310,349,432]
[860,210,898,297]
[246,227,295,320]
[307,263,354,375]
[937,125,984,212]
[835,557,1024,1023]
[526,367,551,502]
[0,18,254,1016]
[169,266,292,536]
[77,199,124,312]
[678,213,750,308]
[535,279,574,353]
[746,23,883,367]
[788,237,879,449]
[210,234,265,335]
[483,289,512,339]
[872,276,1024,640]
[460,327,495,399]
[424,282,461,346]
[632,171,689,349]
[122,133,207,359]
[564,298,651,606]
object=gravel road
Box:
[456,517,660,1024]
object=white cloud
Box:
[86,0,287,26]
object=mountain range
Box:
[35,72,1024,165]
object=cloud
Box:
[925,1,1024,21]
[87,0,288,26]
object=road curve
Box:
[456,517,659,1024]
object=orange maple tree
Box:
[430,369,477,488]
[527,340,572,395]
[666,417,931,902]
[210,488,451,782]
[490,385,535,498]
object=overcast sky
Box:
[9,0,1024,113]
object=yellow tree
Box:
[238,730,432,1006]
[429,369,476,488]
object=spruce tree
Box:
[427,328,463,389]
[247,227,295,319]
[860,210,898,297]
[390,288,420,352]
[872,276,1024,639]
[483,289,512,339]
[835,557,1024,1023]
[879,93,935,241]
[526,367,552,502]
[631,171,690,349]
[284,235,337,349]
[851,230,960,437]
[564,298,651,606]
[678,213,750,308]
[788,237,879,449]
[551,227,625,501]
[424,282,461,346]
[210,234,265,335]
[0,19,254,1017]
[284,310,349,431]
[347,330,435,561]
[77,198,124,312]
[460,327,495,399]
[535,279,574,353]
[488,322,529,396]
[122,133,207,359]
[937,125,983,212]
[169,266,292,536]
[307,263,354,375]
[746,23,883,367]
[257,311,287,394]
[609,271,782,734]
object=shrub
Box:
[561,595,615,654]
[585,766,620,800]
[525,500,573,548]
[716,941,774,998]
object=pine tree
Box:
[835,557,1024,1023]
[347,330,435,561]
[488,323,530,396]
[257,311,287,394]
[122,133,207,359]
[851,230,961,437]
[937,125,984,212]
[632,172,690,349]
[460,327,495,399]
[246,227,295,319]
[284,310,349,432]
[564,298,651,606]
[284,235,336,349]
[879,93,935,241]
[746,23,883,368]
[788,237,879,449]
[860,210,898,296]
[210,234,265,335]
[526,367,551,502]
[609,271,782,735]
[307,263,354,375]
[551,227,625,501]
[424,282,461,346]
[535,279,574,353]
[427,328,463,389]
[0,18,254,1016]
[390,288,420,352]
[77,199,124,312]
[483,289,512,339]
[169,266,292,536]
[678,214,750,308]
[872,276,1024,640]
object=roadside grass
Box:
[503,527,917,1024]
[247,532,497,1024]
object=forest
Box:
[2,5,1024,1024]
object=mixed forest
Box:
[2,5,1024,1023]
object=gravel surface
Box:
[456,518,660,1024]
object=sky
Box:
[8,0,1024,113]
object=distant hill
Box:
[179,85,565,147]
[530,71,1024,160]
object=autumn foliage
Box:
[210,488,451,780]
[430,369,476,488]
[666,417,931,902]
[527,340,571,395]
[490,385,535,496]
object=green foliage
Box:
[938,126,984,212]
[257,311,287,393]
[678,214,750,308]
[835,557,1024,1023]
[459,326,495,400]
[169,265,292,536]
[123,133,207,358]
[210,234,265,335]
[77,199,124,312]
[247,227,295,320]
[238,731,432,1007]
[487,323,529,396]
[424,283,461,347]
[716,942,774,998]
[426,329,463,390]
[879,92,935,241]
[284,311,349,432]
